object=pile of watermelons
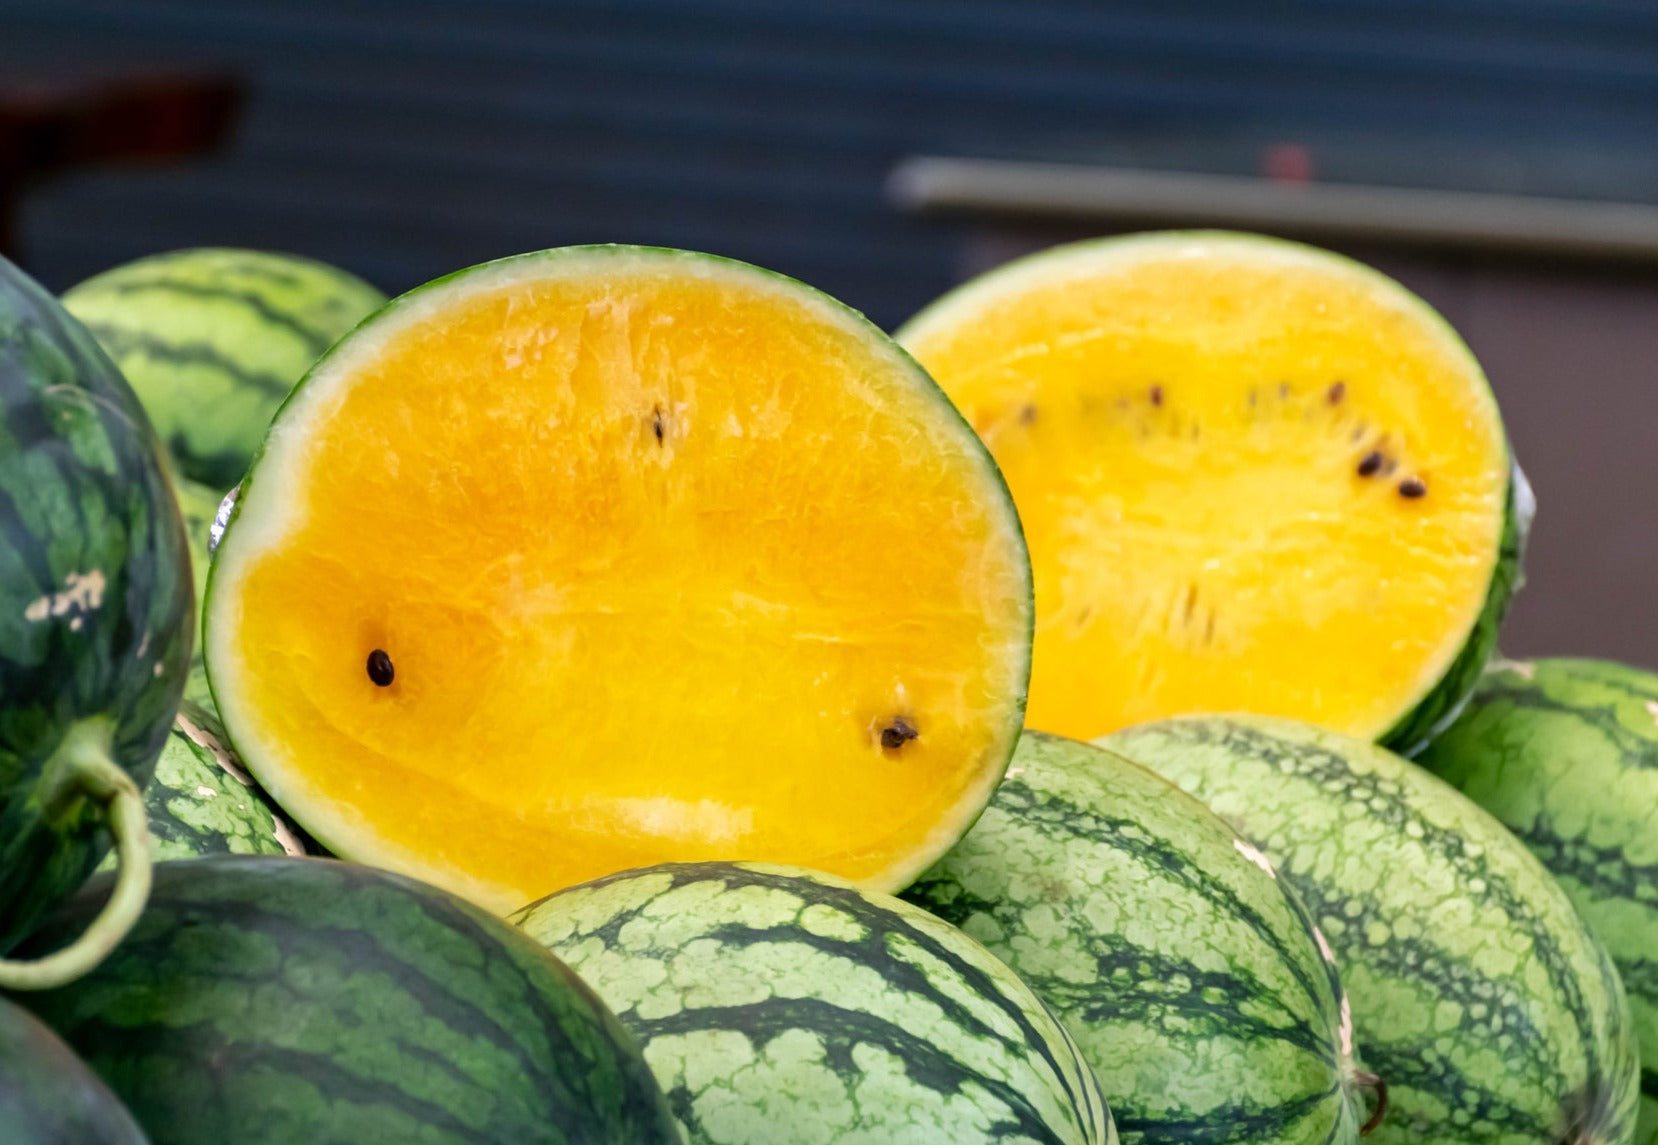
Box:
[0,237,1652,1145]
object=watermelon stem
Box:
[0,724,153,991]
[1355,1070,1389,1136]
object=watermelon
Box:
[1416,658,1658,1145]
[1104,715,1640,1145]
[97,701,304,869]
[0,255,192,985]
[63,248,387,490]
[204,245,1032,912]
[1,994,147,1144]
[512,860,1116,1145]
[8,856,680,1145]
[897,231,1529,754]
[904,731,1373,1144]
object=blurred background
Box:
[4,0,1656,665]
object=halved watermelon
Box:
[897,231,1527,752]
[205,246,1032,912]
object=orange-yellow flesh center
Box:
[227,265,1028,909]
[903,246,1507,742]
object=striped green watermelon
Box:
[904,731,1373,1144]
[1416,658,1658,1145]
[63,248,386,490]
[8,856,680,1145]
[1103,715,1640,1145]
[0,255,192,985]
[512,860,1116,1145]
[1,994,147,1144]
[96,701,304,870]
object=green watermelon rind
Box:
[0,256,193,956]
[1104,713,1640,1145]
[95,710,304,871]
[63,248,388,491]
[1415,657,1658,1145]
[896,230,1528,756]
[513,859,1115,1145]
[904,730,1364,1145]
[9,855,681,1145]
[203,244,1034,909]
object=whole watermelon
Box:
[8,856,680,1145]
[1,993,147,1144]
[0,255,191,963]
[904,731,1372,1144]
[1417,658,1658,1145]
[513,860,1116,1145]
[1105,715,1640,1145]
[63,248,386,490]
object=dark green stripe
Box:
[994,777,1335,1054]
[80,323,291,399]
[63,1016,503,1145]
[1509,817,1658,905]
[632,997,1071,1144]
[87,281,339,359]
[1110,1083,1337,1145]
[1360,1046,1552,1140]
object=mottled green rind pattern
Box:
[513,860,1115,1145]
[1103,715,1640,1145]
[96,709,302,870]
[0,256,193,954]
[1382,463,1533,757]
[905,732,1362,1145]
[1416,658,1658,1145]
[0,994,148,1144]
[8,857,679,1145]
[63,248,386,489]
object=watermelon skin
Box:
[1,994,148,1144]
[1381,462,1533,757]
[1415,658,1658,1145]
[8,856,680,1145]
[96,703,304,869]
[63,248,386,490]
[0,256,192,955]
[903,731,1366,1145]
[512,860,1116,1145]
[1103,715,1640,1145]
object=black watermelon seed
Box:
[880,718,919,750]
[1356,451,1385,477]
[1399,477,1427,499]
[366,649,395,687]
[651,405,665,444]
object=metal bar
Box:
[889,156,1658,264]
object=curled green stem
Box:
[1355,1070,1389,1137]
[0,735,152,991]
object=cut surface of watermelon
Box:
[207,246,1032,911]
[898,231,1522,748]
